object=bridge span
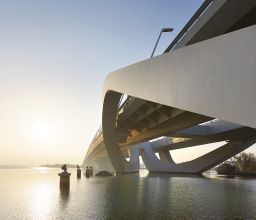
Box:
[84,0,256,173]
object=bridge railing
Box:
[164,0,214,52]
[92,125,102,143]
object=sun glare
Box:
[33,121,54,138]
[26,119,57,144]
[32,183,54,219]
[33,167,51,173]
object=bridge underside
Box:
[100,90,256,174]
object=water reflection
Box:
[59,186,70,210]
[147,172,204,178]
[103,173,141,219]
[101,172,235,219]
[32,183,54,219]
[82,171,88,178]
[33,167,51,173]
[1,169,256,219]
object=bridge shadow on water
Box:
[146,172,204,178]
[75,169,256,219]
[100,172,208,219]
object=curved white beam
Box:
[140,138,256,173]
[103,25,256,129]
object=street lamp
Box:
[150,28,174,58]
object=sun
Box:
[27,120,56,144]
[33,121,54,138]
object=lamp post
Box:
[150,28,174,58]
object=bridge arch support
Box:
[102,91,140,173]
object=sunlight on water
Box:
[139,169,149,177]
[32,183,54,219]
[1,168,256,219]
[33,167,51,173]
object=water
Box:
[0,168,256,219]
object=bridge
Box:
[83,0,256,173]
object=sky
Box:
[2,0,253,166]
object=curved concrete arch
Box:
[101,25,256,173]
[102,91,139,173]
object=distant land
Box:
[0,165,31,169]
[40,163,82,168]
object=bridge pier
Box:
[140,138,256,173]
[85,156,114,172]
[124,145,140,173]
[102,91,140,173]
[158,149,174,163]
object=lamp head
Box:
[161,28,174,32]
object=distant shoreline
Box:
[218,172,256,177]
[40,164,81,168]
[0,164,82,169]
[0,165,32,169]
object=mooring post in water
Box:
[58,164,71,188]
[77,164,81,179]
[90,167,93,176]
[85,166,90,178]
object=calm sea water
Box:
[0,168,256,219]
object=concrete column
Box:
[140,137,256,173]
[124,145,140,172]
[102,91,140,173]
[158,150,174,163]
[102,91,127,172]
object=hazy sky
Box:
[3,0,253,166]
